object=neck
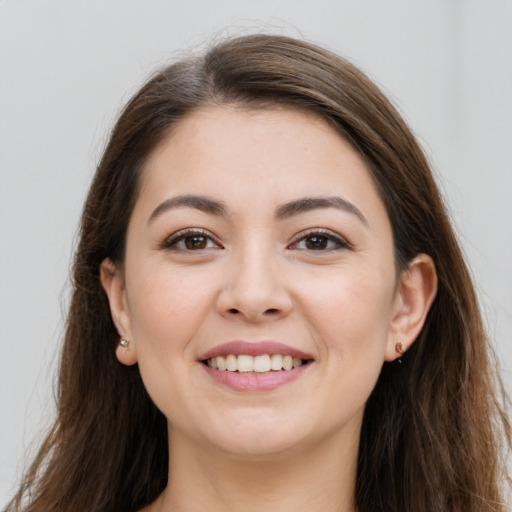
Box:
[149,425,359,512]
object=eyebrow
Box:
[275,196,368,225]
[148,195,228,224]
[147,194,368,226]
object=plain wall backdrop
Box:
[1,0,511,502]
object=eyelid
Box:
[287,228,352,251]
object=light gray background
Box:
[1,0,511,503]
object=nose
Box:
[216,247,293,323]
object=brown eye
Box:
[184,235,208,250]
[304,235,329,250]
[289,230,349,252]
[163,230,222,252]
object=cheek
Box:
[126,263,217,358]
[300,269,395,425]
[124,264,219,418]
[302,265,395,361]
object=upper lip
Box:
[198,341,314,361]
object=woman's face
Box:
[105,106,408,457]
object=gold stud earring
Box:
[396,341,406,354]
[395,341,406,364]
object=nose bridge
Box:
[217,236,292,322]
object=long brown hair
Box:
[6,34,511,512]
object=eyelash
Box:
[161,228,350,253]
[289,229,351,252]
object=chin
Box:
[196,410,319,459]
[214,433,305,460]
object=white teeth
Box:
[205,354,308,373]
[270,354,283,370]
[237,355,254,372]
[254,354,271,373]
[226,354,237,372]
[216,356,226,371]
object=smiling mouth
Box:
[203,354,313,373]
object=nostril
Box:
[228,308,239,314]
[266,308,279,314]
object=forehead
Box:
[136,105,387,223]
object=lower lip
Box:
[201,363,312,392]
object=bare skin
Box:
[144,423,359,512]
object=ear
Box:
[385,254,438,362]
[100,258,137,366]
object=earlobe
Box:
[385,254,438,362]
[100,258,137,366]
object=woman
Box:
[6,34,511,512]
